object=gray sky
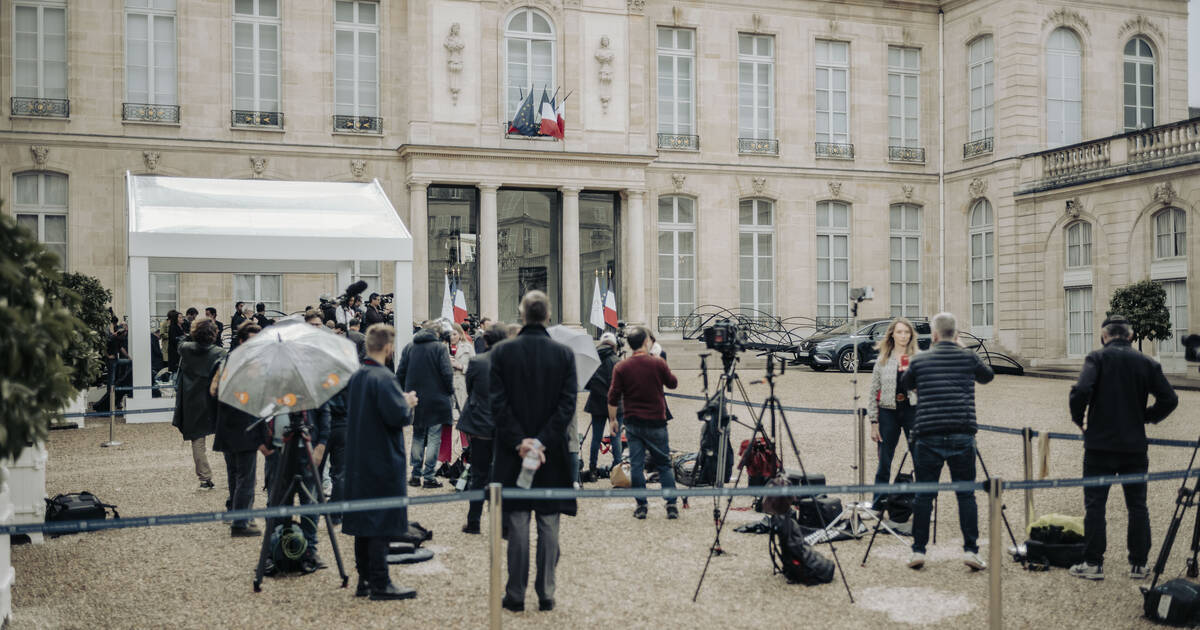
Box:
[1192,0,1198,106]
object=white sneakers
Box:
[1068,561,1104,580]
[905,550,988,571]
[907,552,925,569]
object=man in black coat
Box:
[363,293,389,327]
[343,324,420,600]
[1067,315,1178,581]
[397,322,454,488]
[205,307,225,347]
[210,324,270,536]
[899,312,993,572]
[583,333,621,475]
[489,291,577,612]
[457,322,510,534]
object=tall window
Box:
[14,172,68,267]
[1046,28,1082,147]
[1066,221,1091,268]
[150,272,178,320]
[234,274,282,314]
[816,201,851,319]
[658,196,696,319]
[1158,280,1189,357]
[888,46,920,149]
[1155,208,1186,259]
[1124,37,1155,131]
[125,1,176,106]
[504,8,554,121]
[969,199,995,333]
[815,40,850,146]
[657,27,695,137]
[739,199,774,314]
[334,1,378,122]
[890,204,921,318]
[1066,287,1093,356]
[737,34,774,141]
[14,1,67,100]
[968,36,994,142]
[353,260,380,297]
[233,0,281,114]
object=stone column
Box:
[479,183,500,319]
[560,186,582,327]
[407,179,430,320]
[624,189,646,325]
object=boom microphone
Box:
[345,280,369,298]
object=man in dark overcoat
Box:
[457,322,511,534]
[343,323,419,601]
[396,322,454,488]
[489,291,577,612]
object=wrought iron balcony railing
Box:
[657,133,699,151]
[231,110,283,128]
[815,142,855,159]
[963,137,994,159]
[122,103,180,123]
[738,137,779,155]
[888,145,925,163]
[11,97,69,118]
[656,315,693,332]
[333,115,382,133]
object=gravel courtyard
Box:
[11,366,1199,629]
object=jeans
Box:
[872,403,915,505]
[323,425,346,521]
[626,422,676,507]
[411,425,442,481]
[265,448,319,550]
[911,434,978,554]
[354,536,391,591]
[223,450,257,528]
[1083,450,1151,566]
[466,436,495,525]
[589,414,624,470]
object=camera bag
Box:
[1144,578,1200,626]
[1023,539,1084,569]
[769,513,835,586]
[45,492,119,526]
[785,470,826,486]
[795,495,842,529]
[877,471,915,523]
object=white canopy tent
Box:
[124,173,413,422]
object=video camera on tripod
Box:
[703,318,747,365]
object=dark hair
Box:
[185,307,199,317]
[1104,321,1132,340]
[205,307,217,317]
[349,317,362,328]
[256,302,266,313]
[191,319,218,346]
[369,292,380,302]
[519,291,550,325]
[334,323,348,334]
[304,310,322,323]
[626,326,649,352]
[483,322,510,348]
[235,301,245,311]
[236,323,261,343]
[166,309,179,323]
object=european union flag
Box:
[508,89,540,136]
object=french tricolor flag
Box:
[603,281,618,329]
[453,280,468,324]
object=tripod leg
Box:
[299,438,350,587]
[254,437,300,591]
[862,448,911,567]
[1188,488,1200,579]
[975,448,1020,550]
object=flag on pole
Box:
[589,275,605,330]
[440,274,454,321]
[554,94,566,139]
[453,280,469,324]
[507,89,539,136]
[538,89,559,136]
[603,279,619,328]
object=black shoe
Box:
[462,522,481,535]
[199,480,215,490]
[422,479,443,489]
[666,505,679,520]
[408,476,421,488]
[501,597,525,612]
[539,599,554,611]
[369,583,417,601]
[230,524,262,537]
[355,579,370,597]
[301,552,328,574]
[633,505,647,520]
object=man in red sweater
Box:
[607,326,679,519]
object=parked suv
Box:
[794,318,932,372]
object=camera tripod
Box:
[252,414,349,592]
[693,354,853,603]
[1145,433,1200,592]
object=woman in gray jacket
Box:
[867,317,918,507]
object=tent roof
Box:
[126,174,411,265]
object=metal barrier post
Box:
[488,483,502,630]
[988,477,1003,630]
[1021,428,1034,531]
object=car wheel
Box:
[836,348,856,373]
[810,364,828,372]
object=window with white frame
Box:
[737,34,774,140]
[739,199,774,314]
[888,46,920,149]
[1124,37,1155,131]
[1157,280,1188,357]
[657,27,695,136]
[968,36,994,142]
[334,1,378,120]
[125,0,177,106]
[504,8,554,122]
[234,273,282,313]
[815,40,850,146]
[150,272,178,320]
[890,204,921,318]
[1155,208,1186,259]
[969,199,995,333]
[1066,287,1093,356]
[353,260,380,297]
[233,0,281,114]
[14,1,67,100]
[658,196,696,319]
[14,172,68,267]
[816,201,851,319]
[1046,28,1082,147]
[1066,221,1091,268]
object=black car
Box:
[794,318,933,372]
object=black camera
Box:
[703,318,746,355]
[1183,334,1200,362]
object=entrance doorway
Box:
[498,189,561,324]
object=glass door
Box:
[497,189,560,324]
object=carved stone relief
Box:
[143,151,160,172]
[1119,15,1164,41]
[250,156,268,179]
[627,0,645,15]
[1153,181,1176,206]
[751,177,767,195]
[30,145,48,166]
[1065,198,1081,218]
[969,177,987,200]
[444,23,465,106]
[350,160,366,179]
[828,181,842,199]
[1043,7,1090,36]
[671,173,686,193]
[595,36,614,114]
[902,184,914,200]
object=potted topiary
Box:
[46,272,112,428]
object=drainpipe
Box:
[938,8,946,312]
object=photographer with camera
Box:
[397,321,455,488]
[364,293,390,327]
[607,326,680,520]
[1066,315,1178,581]
[583,333,622,477]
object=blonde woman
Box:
[867,317,919,508]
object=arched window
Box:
[504,8,555,121]
[1066,221,1091,268]
[739,199,774,315]
[1046,28,1081,146]
[967,35,994,143]
[969,199,994,334]
[657,196,696,321]
[13,171,68,268]
[816,200,850,319]
[1155,208,1186,259]
[1124,37,1155,131]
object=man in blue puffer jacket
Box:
[899,312,993,572]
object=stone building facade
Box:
[0,0,1195,368]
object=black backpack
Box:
[769,513,835,586]
[266,520,309,575]
[1144,578,1200,625]
[45,492,119,528]
[880,471,915,523]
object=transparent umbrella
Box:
[547,325,602,391]
[218,318,359,417]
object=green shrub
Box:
[1109,280,1172,352]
